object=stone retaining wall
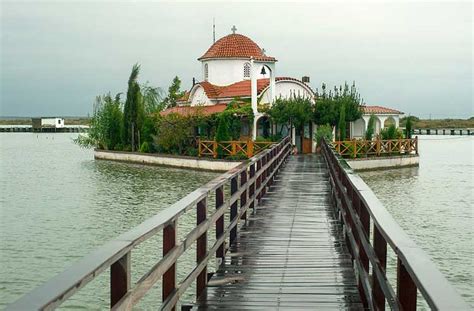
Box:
[94,150,241,172]
[346,155,419,171]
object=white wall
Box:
[202,59,269,86]
[41,118,64,128]
[260,81,314,105]
[352,118,366,138]
[190,85,212,106]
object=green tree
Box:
[74,93,123,150]
[314,124,333,146]
[365,114,376,140]
[314,82,363,129]
[338,104,346,140]
[405,116,414,138]
[267,96,313,136]
[163,76,185,108]
[141,82,165,114]
[123,63,144,151]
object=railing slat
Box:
[229,176,238,244]
[162,222,176,309]
[196,198,207,297]
[110,252,131,308]
[397,258,417,311]
[215,186,224,259]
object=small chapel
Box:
[163,26,403,153]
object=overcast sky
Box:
[1,1,472,118]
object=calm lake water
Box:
[1,134,472,308]
[359,135,473,307]
[0,133,219,309]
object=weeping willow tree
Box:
[123,64,144,151]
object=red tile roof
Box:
[197,77,310,100]
[362,105,403,115]
[160,103,228,117]
[198,34,276,61]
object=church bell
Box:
[260,66,267,75]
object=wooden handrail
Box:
[7,137,292,311]
[321,139,469,310]
[198,139,274,158]
[331,137,418,158]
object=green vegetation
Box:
[380,124,404,140]
[314,124,333,146]
[266,96,313,136]
[313,82,363,139]
[75,94,123,150]
[161,76,185,108]
[365,114,376,140]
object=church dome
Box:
[198,34,276,61]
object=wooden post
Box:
[215,186,224,259]
[240,169,248,222]
[110,252,130,307]
[373,226,387,310]
[213,141,217,158]
[247,140,254,158]
[415,136,418,155]
[376,137,381,156]
[353,139,357,158]
[230,176,238,244]
[231,142,236,156]
[256,159,262,202]
[397,259,417,311]
[162,221,176,309]
[198,139,201,157]
[249,163,256,213]
[196,198,207,298]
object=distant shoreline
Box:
[3,117,473,129]
[0,117,90,126]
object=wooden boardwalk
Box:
[193,155,362,310]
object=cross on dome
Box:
[231,25,237,34]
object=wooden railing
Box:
[321,139,469,310]
[331,137,418,158]
[198,139,274,158]
[7,137,292,311]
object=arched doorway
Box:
[384,116,396,128]
[256,116,271,139]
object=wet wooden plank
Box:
[193,155,362,310]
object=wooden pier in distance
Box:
[0,126,88,133]
[413,128,473,135]
[7,137,469,311]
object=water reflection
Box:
[359,136,474,307]
[0,134,219,308]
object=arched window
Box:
[204,63,209,81]
[243,62,250,78]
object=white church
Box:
[163,27,403,153]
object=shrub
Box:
[139,141,150,153]
[380,124,404,140]
[314,124,333,145]
[365,114,376,140]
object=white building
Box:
[164,27,403,152]
[32,117,65,129]
[350,106,403,139]
[169,27,315,150]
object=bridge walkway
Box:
[193,154,362,310]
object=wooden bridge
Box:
[7,137,469,310]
